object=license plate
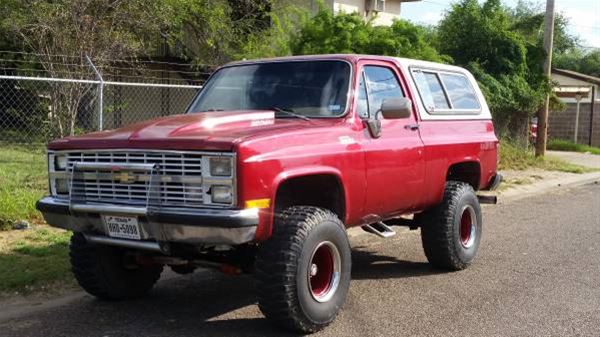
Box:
[102,215,141,240]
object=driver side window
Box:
[357,66,405,119]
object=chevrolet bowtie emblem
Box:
[114,171,136,184]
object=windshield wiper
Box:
[270,106,311,122]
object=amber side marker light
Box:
[245,198,271,209]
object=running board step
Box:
[362,222,396,238]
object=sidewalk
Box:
[499,170,600,203]
[547,150,600,169]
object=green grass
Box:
[0,227,73,294]
[547,139,600,155]
[0,146,75,294]
[0,145,47,230]
[499,141,591,173]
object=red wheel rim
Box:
[308,241,341,303]
[459,206,477,248]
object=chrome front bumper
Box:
[36,197,258,249]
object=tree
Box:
[291,8,450,63]
[510,0,578,55]
[555,49,600,77]
[2,0,168,137]
[165,0,302,64]
[438,0,528,76]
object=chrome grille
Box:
[65,151,205,208]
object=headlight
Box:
[209,157,232,176]
[54,154,68,170]
[211,185,233,204]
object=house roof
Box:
[552,68,600,86]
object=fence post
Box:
[574,95,582,143]
[590,86,596,147]
[86,55,104,131]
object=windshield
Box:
[188,60,351,117]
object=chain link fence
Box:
[0,52,210,145]
[0,75,202,145]
[102,81,201,130]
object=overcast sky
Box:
[400,0,600,49]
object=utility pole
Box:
[536,0,555,157]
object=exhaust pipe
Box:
[478,195,498,204]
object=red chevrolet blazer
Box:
[37,54,501,333]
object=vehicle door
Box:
[357,61,426,218]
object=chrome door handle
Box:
[405,124,420,131]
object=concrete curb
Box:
[498,171,600,203]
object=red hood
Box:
[48,110,322,151]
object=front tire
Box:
[255,206,351,333]
[419,181,482,270]
[69,233,163,300]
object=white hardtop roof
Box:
[393,57,469,73]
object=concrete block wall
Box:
[548,102,600,146]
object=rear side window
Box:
[412,71,449,111]
[439,73,480,110]
[411,68,481,115]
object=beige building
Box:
[552,68,599,104]
[306,0,421,26]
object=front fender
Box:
[254,166,349,241]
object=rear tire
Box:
[255,206,351,333]
[69,233,163,300]
[419,181,482,270]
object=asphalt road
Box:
[1,183,599,337]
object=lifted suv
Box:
[37,54,501,333]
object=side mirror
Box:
[380,98,412,119]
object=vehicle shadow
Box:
[350,246,446,280]
[51,272,296,337]
[4,247,445,337]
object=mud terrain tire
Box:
[419,181,482,270]
[70,233,163,300]
[255,206,351,333]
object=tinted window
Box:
[189,61,351,117]
[440,73,480,110]
[412,71,450,110]
[364,66,404,115]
